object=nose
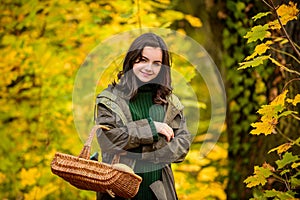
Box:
[145,63,153,71]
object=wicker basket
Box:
[51,125,142,198]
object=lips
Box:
[141,71,152,77]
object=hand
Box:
[153,121,174,142]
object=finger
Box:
[165,133,171,142]
[169,132,174,140]
[167,130,172,142]
[162,129,170,141]
[165,126,174,138]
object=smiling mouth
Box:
[141,71,152,76]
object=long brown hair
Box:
[113,33,172,104]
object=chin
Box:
[138,77,153,83]
[139,79,151,83]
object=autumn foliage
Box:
[240,1,300,199]
[1,0,299,199]
[0,1,209,199]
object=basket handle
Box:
[78,125,110,159]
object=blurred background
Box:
[1,0,299,199]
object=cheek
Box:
[153,66,162,74]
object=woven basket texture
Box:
[50,125,142,198]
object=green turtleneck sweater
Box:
[129,86,165,200]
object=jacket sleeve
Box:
[141,111,192,164]
[96,102,155,152]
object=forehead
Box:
[141,46,162,61]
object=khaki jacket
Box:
[95,85,192,200]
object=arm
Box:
[142,112,192,164]
[96,103,156,152]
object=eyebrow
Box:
[140,55,162,63]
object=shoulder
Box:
[97,86,117,101]
[167,93,184,111]
[96,86,128,123]
[96,86,120,110]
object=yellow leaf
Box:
[290,94,300,106]
[161,0,171,3]
[20,167,40,187]
[269,2,299,29]
[244,166,272,187]
[250,119,277,135]
[268,20,280,30]
[24,183,58,200]
[238,55,270,70]
[185,14,202,28]
[271,90,288,106]
[206,144,228,160]
[197,166,219,182]
[245,41,273,61]
[255,41,272,54]
[183,182,226,200]
[176,164,200,172]
[269,57,285,68]
[173,171,192,194]
[160,10,184,22]
[176,28,186,35]
[254,91,288,131]
[268,143,292,154]
[279,38,289,45]
[258,105,278,121]
[292,162,300,169]
[185,150,211,166]
[277,2,299,22]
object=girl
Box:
[95,32,191,200]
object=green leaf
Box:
[265,189,295,199]
[252,12,271,21]
[291,177,300,188]
[244,166,273,188]
[244,24,270,43]
[258,104,284,120]
[244,175,267,188]
[278,111,298,118]
[238,55,270,70]
[295,137,300,146]
[236,2,245,11]
[258,166,273,177]
[275,152,300,169]
[280,169,290,176]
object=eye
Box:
[135,58,147,63]
[140,58,147,63]
[153,62,162,67]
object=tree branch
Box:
[268,0,300,59]
[275,127,295,144]
[262,0,273,10]
[270,47,300,65]
[282,78,300,91]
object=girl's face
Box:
[133,46,162,83]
